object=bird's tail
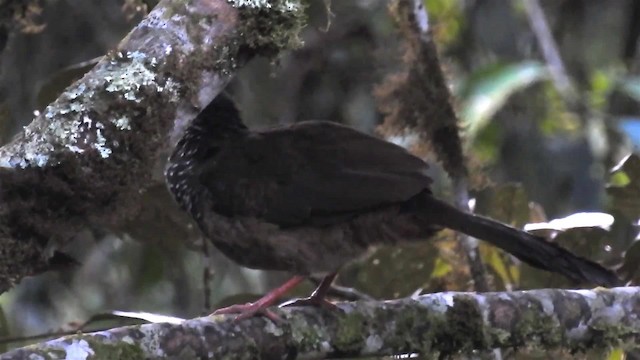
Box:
[416,193,622,287]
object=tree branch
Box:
[3,287,639,359]
[0,0,305,292]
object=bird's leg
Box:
[279,273,339,310]
[211,275,306,322]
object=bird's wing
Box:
[200,121,432,227]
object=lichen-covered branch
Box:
[3,287,639,359]
[0,0,305,292]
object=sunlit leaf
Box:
[430,257,452,278]
[607,348,624,360]
[524,212,614,232]
[110,311,184,324]
[482,246,514,287]
[457,61,548,140]
[589,70,613,110]
[610,170,631,187]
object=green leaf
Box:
[482,245,518,286]
[430,257,452,278]
[457,61,548,140]
[607,348,624,360]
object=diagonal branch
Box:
[0,0,305,292]
[3,287,639,359]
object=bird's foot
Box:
[210,276,307,322]
[211,303,282,323]
[279,272,340,311]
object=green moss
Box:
[513,297,561,349]
[283,312,329,353]
[386,303,441,356]
[234,0,307,57]
[84,337,145,359]
[443,296,487,353]
[334,311,368,352]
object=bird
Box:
[165,93,622,321]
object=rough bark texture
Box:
[2,287,639,359]
[0,0,305,292]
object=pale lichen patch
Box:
[137,325,167,358]
[93,122,112,159]
[228,0,302,11]
[114,116,132,130]
[419,292,455,313]
[264,319,284,336]
[364,334,383,353]
[105,54,157,97]
[64,339,95,360]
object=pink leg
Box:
[212,275,306,322]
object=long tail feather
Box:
[418,193,622,287]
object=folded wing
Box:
[201,121,432,227]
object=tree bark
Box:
[0,0,305,292]
[3,287,639,359]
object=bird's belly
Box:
[197,207,435,275]
[198,214,369,274]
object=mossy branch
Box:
[0,0,305,292]
[3,287,639,359]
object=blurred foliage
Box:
[0,1,640,359]
[425,0,463,46]
[608,153,640,219]
[457,61,548,142]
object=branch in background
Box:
[521,0,610,174]
[376,0,489,292]
[3,287,639,359]
[521,0,580,110]
[0,0,304,292]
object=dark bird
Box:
[165,93,622,320]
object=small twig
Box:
[521,0,579,107]
[308,276,375,301]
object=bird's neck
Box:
[166,93,247,219]
[165,124,247,220]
